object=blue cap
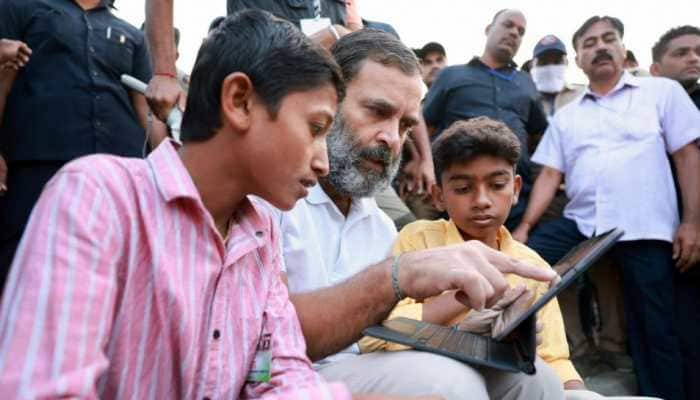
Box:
[533,35,567,58]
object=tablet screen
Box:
[493,228,624,341]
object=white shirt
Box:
[533,72,700,242]
[275,185,397,364]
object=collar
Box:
[688,82,700,96]
[445,219,513,250]
[581,71,639,102]
[468,56,518,71]
[147,140,202,203]
[305,183,376,221]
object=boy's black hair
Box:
[432,117,521,185]
[180,9,345,142]
[652,25,700,62]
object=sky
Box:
[115,0,700,84]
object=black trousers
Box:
[0,161,64,292]
[527,217,684,400]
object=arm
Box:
[129,91,168,150]
[0,170,121,397]
[401,117,436,196]
[511,167,563,243]
[671,142,700,271]
[144,0,184,121]
[0,68,18,193]
[292,241,558,361]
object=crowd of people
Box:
[0,1,699,400]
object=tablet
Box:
[492,227,624,340]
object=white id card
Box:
[246,333,272,383]
[300,17,331,36]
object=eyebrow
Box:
[363,98,420,128]
[447,170,511,181]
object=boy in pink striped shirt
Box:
[0,10,353,399]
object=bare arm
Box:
[129,91,168,150]
[512,166,563,243]
[289,241,558,361]
[671,142,700,270]
[288,260,395,361]
[0,69,18,192]
[144,0,184,121]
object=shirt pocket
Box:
[97,27,135,76]
[24,8,74,52]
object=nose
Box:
[473,186,492,209]
[688,51,700,64]
[376,119,402,159]
[311,139,329,177]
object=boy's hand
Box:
[511,223,530,243]
[457,284,534,337]
[0,39,31,70]
[397,241,557,311]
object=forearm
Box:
[410,117,433,164]
[519,167,562,230]
[672,143,700,223]
[289,259,397,361]
[145,0,176,75]
[130,91,168,149]
[0,69,17,126]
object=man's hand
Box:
[145,74,185,122]
[398,241,558,311]
[457,284,533,337]
[673,221,700,272]
[400,158,435,197]
[309,24,350,51]
[0,153,7,195]
[511,223,531,244]
[0,39,31,70]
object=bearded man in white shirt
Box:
[276,29,564,400]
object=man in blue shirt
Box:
[422,9,548,229]
[0,0,163,289]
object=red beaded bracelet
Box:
[154,72,177,79]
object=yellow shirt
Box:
[359,219,581,384]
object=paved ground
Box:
[573,350,637,396]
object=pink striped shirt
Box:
[0,141,351,399]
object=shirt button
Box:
[203,397,211,400]
[255,231,264,237]
[92,71,98,77]
[89,46,95,53]
[213,329,220,339]
[95,121,102,127]
[95,95,100,101]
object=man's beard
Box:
[325,112,402,198]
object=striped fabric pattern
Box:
[0,141,350,400]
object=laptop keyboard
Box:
[410,323,490,360]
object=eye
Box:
[309,122,326,136]
[491,181,508,190]
[454,185,471,194]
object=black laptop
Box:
[363,228,624,374]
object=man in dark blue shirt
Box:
[0,0,163,288]
[227,0,347,28]
[423,9,548,229]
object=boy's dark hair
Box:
[572,16,624,50]
[331,29,420,85]
[432,117,521,185]
[652,25,700,62]
[180,9,345,142]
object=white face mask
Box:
[531,64,567,93]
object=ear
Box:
[430,182,447,212]
[512,174,522,205]
[485,23,492,36]
[220,72,255,134]
[650,62,662,77]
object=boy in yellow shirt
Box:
[361,117,584,392]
